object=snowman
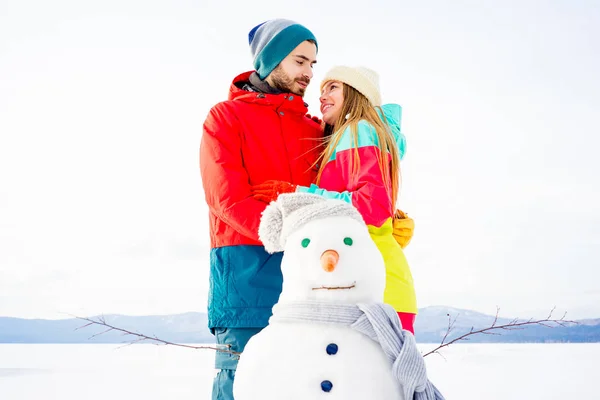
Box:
[233,193,444,400]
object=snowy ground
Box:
[0,343,597,399]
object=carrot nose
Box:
[320,250,339,272]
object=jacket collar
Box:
[229,71,310,113]
[246,71,283,95]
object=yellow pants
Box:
[368,219,418,314]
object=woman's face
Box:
[320,81,344,125]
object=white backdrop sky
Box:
[1,0,598,320]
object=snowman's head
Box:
[259,193,386,304]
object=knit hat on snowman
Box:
[259,193,365,254]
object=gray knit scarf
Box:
[269,301,445,400]
[240,72,310,108]
[239,72,283,95]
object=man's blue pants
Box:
[211,327,262,400]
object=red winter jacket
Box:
[200,71,323,248]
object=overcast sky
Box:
[1,0,599,321]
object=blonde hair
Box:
[316,83,401,208]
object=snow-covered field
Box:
[0,343,597,399]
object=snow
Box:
[1,343,598,399]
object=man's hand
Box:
[251,180,297,203]
[305,113,322,124]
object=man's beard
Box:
[269,67,309,96]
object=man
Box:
[199,19,322,400]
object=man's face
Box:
[266,40,317,97]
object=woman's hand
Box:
[392,209,415,249]
[251,180,297,203]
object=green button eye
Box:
[301,238,311,248]
[343,237,353,246]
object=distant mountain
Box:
[414,306,600,343]
[1,307,599,344]
[0,312,214,344]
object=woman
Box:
[252,66,417,333]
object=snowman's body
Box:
[234,320,403,400]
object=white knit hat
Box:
[321,66,382,107]
[259,193,365,253]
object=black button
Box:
[326,343,338,355]
[321,380,333,392]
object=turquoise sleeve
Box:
[296,184,352,203]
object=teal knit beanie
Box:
[248,19,318,80]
